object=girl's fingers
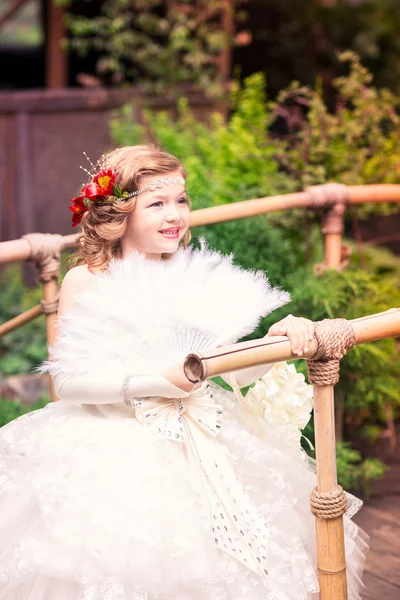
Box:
[290,331,301,355]
[269,319,315,356]
[303,330,309,353]
[269,323,287,336]
[290,326,309,355]
[298,325,307,352]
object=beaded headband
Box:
[124,176,185,199]
[69,153,186,228]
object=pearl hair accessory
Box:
[125,176,186,199]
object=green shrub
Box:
[0,257,69,377]
[0,265,48,376]
[335,441,388,497]
[273,52,400,219]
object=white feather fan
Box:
[38,238,290,378]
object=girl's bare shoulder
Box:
[64,263,98,284]
[58,264,97,316]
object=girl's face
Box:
[120,169,190,260]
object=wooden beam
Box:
[46,1,67,88]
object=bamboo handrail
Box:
[1,184,400,265]
[0,234,77,265]
[0,305,43,337]
[183,308,400,382]
[189,184,400,228]
[184,307,400,600]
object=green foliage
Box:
[233,0,400,98]
[300,423,386,496]
[271,52,400,220]
[64,0,248,96]
[0,256,69,377]
[0,397,49,429]
[335,441,387,497]
[0,265,48,376]
[62,0,400,98]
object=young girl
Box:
[0,145,367,599]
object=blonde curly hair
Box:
[69,145,192,272]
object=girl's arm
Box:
[52,370,194,405]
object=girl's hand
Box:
[268,314,315,356]
[162,362,202,393]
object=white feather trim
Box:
[37,238,290,378]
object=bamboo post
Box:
[308,184,398,452]
[312,384,347,598]
[309,185,349,461]
[307,184,349,273]
[21,233,65,401]
[306,319,355,600]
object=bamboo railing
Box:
[184,307,400,599]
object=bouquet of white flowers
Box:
[245,362,314,453]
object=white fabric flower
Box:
[245,362,314,451]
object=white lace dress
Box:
[0,241,368,600]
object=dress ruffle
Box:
[0,382,368,600]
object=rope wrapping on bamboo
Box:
[308,318,356,385]
[21,233,64,282]
[320,202,346,235]
[40,292,60,315]
[310,485,348,519]
[307,183,349,210]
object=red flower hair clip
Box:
[69,167,126,227]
